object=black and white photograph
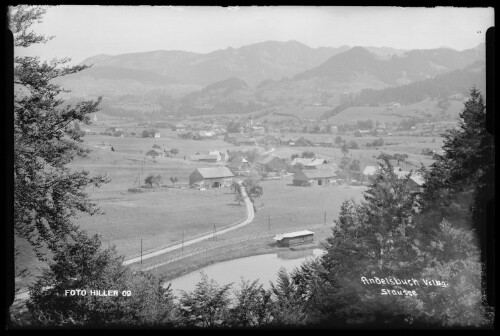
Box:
[6,5,495,329]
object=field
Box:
[271,137,440,171]
[326,99,464,124]
[139,178,368,280]
[251,178,367,229]
[75,187,247,257]
[16,134,262,289]
[257,105,332,122]
[69,135,262,257]
[75,133,260,186]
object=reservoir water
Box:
[165,248,325,297]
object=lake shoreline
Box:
[150,226,331,284]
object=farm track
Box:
[122,181,254,265]
[13,182,254,304]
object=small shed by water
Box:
[274,230,314,247]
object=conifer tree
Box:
[25,230,176,327]
[11,5,108,261]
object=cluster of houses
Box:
[362,165,425,193]
[187,150,343,189]
[224,133,258,146]
[187,152,425,193]
[102,126,161,138]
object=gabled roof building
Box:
[256,155,287,172]
[293,168,337,186]
[189,167,234,188]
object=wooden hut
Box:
[274,230,314,247]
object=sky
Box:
[12,6,494,65]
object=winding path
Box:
[122,181,254,265]
[13,182,254,303]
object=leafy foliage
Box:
[347,140,359,149]
[366,138,385,147]
[227,279,273,327]
[25,230,176,327]
[169,148,179,156]
[234,193,244,205]
[341,142,349,156]
[301,150,315,158]
[176,273,232,327]
[145,174,162,188]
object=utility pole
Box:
[213,223,216,241]
[324,210,326,224]
[140,238,143,264]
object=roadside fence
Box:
[138,222,333,271]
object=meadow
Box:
[271,141,438,171]
[137,177,368,280]
[75,187,246,255]
[70,136,257,257]
[326,99,463,124]
[251,177,367,230]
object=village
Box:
[85,111,430,192]
[39,105,442,289]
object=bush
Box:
[347,141,359,149]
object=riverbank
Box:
[149,225,332,283]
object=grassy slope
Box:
[271,140,438,171]
[69,136,261,257]
[326,99,463,124]
[252,178,367,229]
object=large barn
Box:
[189,167,234,188]
[256,155,287,173]
[293,168,337,186]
